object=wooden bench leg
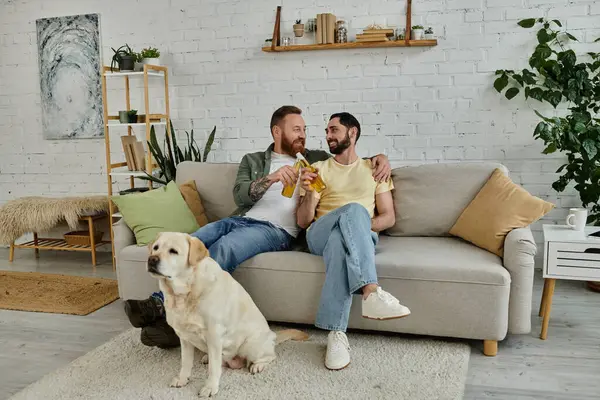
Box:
[483,340,497,357]
[33,232,40,259]
[9,242,15,262]
[87,216,97,268]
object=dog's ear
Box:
[187,235,209,266]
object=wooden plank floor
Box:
[1,248,599,399]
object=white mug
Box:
[566,208,588,231]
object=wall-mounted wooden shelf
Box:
[262,39,437,52]
[264,0,435,53]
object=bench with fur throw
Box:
[0,196,109,245]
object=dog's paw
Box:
[198,382,219,398]
[201,354,209,364]
[249,362,268,374]
[170,376,189,388]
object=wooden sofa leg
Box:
[483,340,497,357]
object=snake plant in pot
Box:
[139,121,217,186]
[493,18,600,224]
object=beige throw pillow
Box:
[449,168,554,257]
[178,180,209,228]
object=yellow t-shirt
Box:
[301,157,394,222]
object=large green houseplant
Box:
[140,121,217,186]
[493,18,600,224]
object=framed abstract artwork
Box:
[36,13,103,139]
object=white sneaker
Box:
[362,287,411,320]
[325,331,350,370]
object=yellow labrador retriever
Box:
[147,232,308,398]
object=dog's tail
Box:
[275,329,309,345]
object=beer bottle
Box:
[281,161,301,198]
[295,153,327,193]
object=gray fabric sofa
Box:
[114,161,536,356]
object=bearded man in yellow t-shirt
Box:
[297,112,411,371]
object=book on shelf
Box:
[120,136,146,171]
[316,14,323,44]
[316,13,336,44]
[120,136,136,171]
[132,141,146,171]
[362,28,395,37]
[356,33,389,42]
[326,13,336,44]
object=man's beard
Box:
[328,132,351,155]
[282,137,305,157]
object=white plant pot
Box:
[134,62,143,71]
[424,33,434,40]
[411,29,424,40]
[142,57,160,66]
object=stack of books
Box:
[356,28,395,42]
[316,13,336,44]
[120,136,146,171]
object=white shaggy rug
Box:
[10,327,470,400]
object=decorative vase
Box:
[293,24,304,37]
[411,29,424,40]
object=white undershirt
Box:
[244,152,300,238]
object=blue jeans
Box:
[306,203,379,332]
[152,217,293,303]
[190,216,294,273]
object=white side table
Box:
[540,224,600,339]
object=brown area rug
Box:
[0,271,119,315]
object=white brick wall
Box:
[0,0,598,248]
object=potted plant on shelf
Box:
[411,25,424,40]
[111,44,136,72]
[424,27,434,39]
[140,47,161,66]
[134,52,143,71]
[127,110,138,123]
[293,19,304,37]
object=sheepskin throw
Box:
[0,196,109,245]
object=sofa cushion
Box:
[111,181,200,246]
[449,168,554,257]
[375,236,510,285]
[176,161,239,222]
[179,180,209,227]
[386,162,508,237]
[236,236,509,286]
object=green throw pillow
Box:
[112,181,200,246]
